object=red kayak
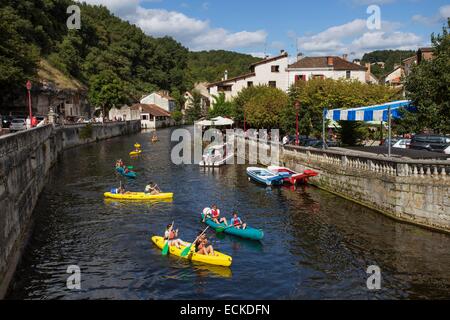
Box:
[267,166,318,185]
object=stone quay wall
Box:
[239,136,450,233]
[0,121,140,297]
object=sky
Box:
[80,0,450,59]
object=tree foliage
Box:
[185,90,203,124]
[361,50,415,78]
[88,70,128,112]
[401,19,450,134]
[187,50,260,85]
[287,78,401,138]
[243,86,289,129]
[208,93,235,119]
[0,0,189,110]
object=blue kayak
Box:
[201,213,264,241]
[116,167,137,179]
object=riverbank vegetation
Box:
[209,80,400,145]
[401,19,450,134]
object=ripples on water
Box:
[7,127,450,299]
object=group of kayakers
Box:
[161,205,247,257]
[164,222,215,256]
[115,159,133,174]
[203,205,247,230]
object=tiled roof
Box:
[208,72,256,87]
[249,52,288,68]
[131,104,171,117]
[288,56,367,71]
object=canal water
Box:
[7,127,450,299]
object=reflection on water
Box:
[7,127,450,300]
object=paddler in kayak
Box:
[230,211,247,230]
[145,182,161,195]
[164,223,185,249]
[203,205,228,226]
[194,232,215,256]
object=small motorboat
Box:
[199,143,234,167]
[246,167,286,186]
[267,166,319,185]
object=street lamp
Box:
[26,80,33,128]
[295,101,300,146]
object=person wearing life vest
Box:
[164,223,185,249]
[194,232,214,256]
[206,204,228,226]
[230,211,247,230]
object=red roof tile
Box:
[131,104,171,117]
[288,56,367,71]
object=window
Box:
[247,81,253,87]
[218,85,232,92]
[312,75,324,79]
[346,70,351,79]
[268,81,277,88]
[142,115,148,120]
[295,75,306,82]
[271,65,280,73]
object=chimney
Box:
[224,70,228,80]
[327,56,334,67]
[297,52,304,61]
[353,59,361,65]
[342,54,348,61]
[280,49,285,55]
[365,63,371,74]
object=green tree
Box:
[208,93,235,118]
[243,86,289,129]
[185,90,203,124]
[401,19,450,134]
[287,78,401,142]
[0,6,40,102]
[88,70,129,116]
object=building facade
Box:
[108,105,141,121]
[207,53,367,103]
[132,103,174,129]
[140,91,176,113]
[287,56,367,85]
[208,52,290,102]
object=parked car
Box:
[393,139,411,149]
[9,118,27,132]
[383,138,411,149]
[410,134,450,153]
[1,115,13,128]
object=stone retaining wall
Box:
[0,121,140,297]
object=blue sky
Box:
[82,0,450,59]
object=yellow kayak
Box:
[129,150,142,156]
[104,192,173,201]
[152,236,232,267]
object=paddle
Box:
[181,226,210,257]
[161,221,174,256]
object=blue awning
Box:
[325,100,412,122]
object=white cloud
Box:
[352,31,422,50]
[297,18,423,58]
[78,0,266,51]
[412,5,450,26]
